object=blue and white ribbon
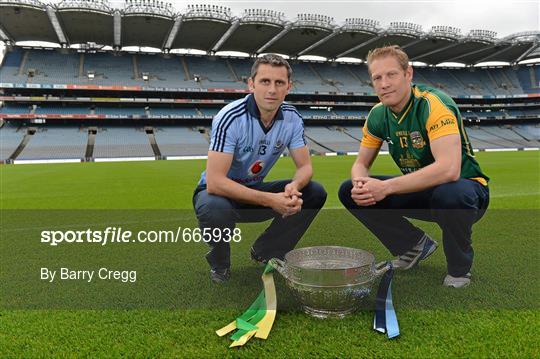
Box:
[373,262,400,339]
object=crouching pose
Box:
[193,54,327,283]
[339,46,489,288]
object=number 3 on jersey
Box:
[258,145,267,155]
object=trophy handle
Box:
[374,261,392,277]
[269,258,288,278]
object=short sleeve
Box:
[209,112,238,153]
[425,102,459,142]
[360,108,384,149]
[289,116,307,150]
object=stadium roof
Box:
[0,0,538,65]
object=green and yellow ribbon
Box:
[216,264,277,347]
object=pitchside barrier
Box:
[6,147,540,165]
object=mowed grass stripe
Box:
[1,152,538,209]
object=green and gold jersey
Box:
[361,84,489,185]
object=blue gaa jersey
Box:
[198,94,306,187]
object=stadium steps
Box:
[529,67,537,89]
[85,127,97,160]
[78,53,84,78]
[413,70,435,87]
[304,133,335,154]
[133,55,140,80]
[18,51,29,76]
[8,127,36,161]
[308,64,325,82]
[447,71,474,94]
[502,69,520,89]
[145,127,162,158]
[196,127,210,143]
[513,125,540,142]
[344,66,363,85]
[479,127,531,147]
[336,126,361,142]
[225,60,240,82]
[507,126,531,142]
[485,70,503,93]
[181,57,190,81]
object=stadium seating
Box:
[1,48,538,95]
[1,104,32,114]
[290,62,337,93]
[153,126,210,156]
[0,122,26,159]
[185,56,244,89]
[137,54,195,88]
[93,127,154,158]
[17,126,88,160]
[83,52,139,86]
[198,108,219,117]
[305,126,360,152]
[0,47,24,83]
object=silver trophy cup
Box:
[270,246,391,319]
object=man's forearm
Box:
[351,162,370,180]
[290,165,312,190]
[206,177,272,207]
[385,161,460,195]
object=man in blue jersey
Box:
[193,54,327,283]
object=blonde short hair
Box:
[366,45,410,73]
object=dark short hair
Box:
[250,54,292,81]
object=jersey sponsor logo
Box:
[248,160,264,176]
[242,146,254,153]
[410,131,426,149]
[440,118,455,127]
[430,118,455,132]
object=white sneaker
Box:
[443,273,471,288]
[392,234,438,270]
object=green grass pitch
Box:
[0,151,539,357]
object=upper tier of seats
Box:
[1,48,538,96]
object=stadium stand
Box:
[16,126,87,160]
[304,126,360,152]
[137,54,194,88]
[1,48,538,96]
[83,52,139,86]
[0,3,538,161]
[153,126,210,156]
[185,56,244,89]
[24,49,80,85]
[0,122,26,160]
[1,104,32,114]
[35,105,90,114]
[93,127,154,158]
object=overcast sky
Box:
[153,0,539,38]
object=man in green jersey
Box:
[338,45,489,288]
